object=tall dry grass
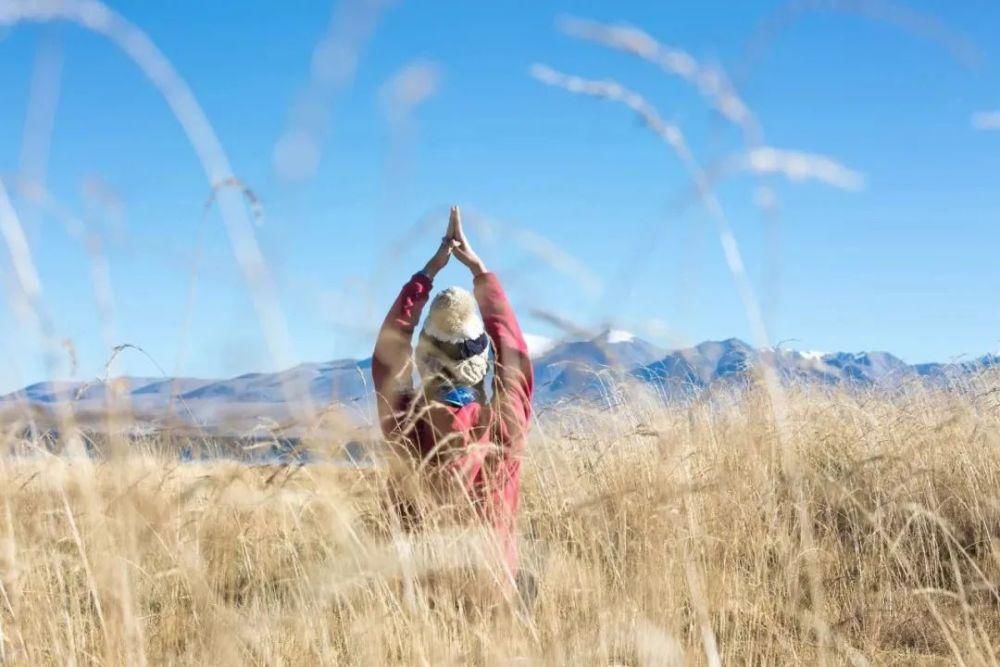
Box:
[1,372,998,665]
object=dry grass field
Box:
[1,372,998,665]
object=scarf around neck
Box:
[438,385,478,407]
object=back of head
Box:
[416,286,489,390]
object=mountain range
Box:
[1,332,995,436]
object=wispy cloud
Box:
[380,60,441,126]
[273,0,396,181]
[971,110,1000,131]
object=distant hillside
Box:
[2,331,995,435]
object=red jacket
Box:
[372,271,533,577]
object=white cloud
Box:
[972,110,1000,130]
[606,329,635,344]
[523,333,556,358]
[380,60,442,125]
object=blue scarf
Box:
[439,385,478,407]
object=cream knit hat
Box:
[415,287,489,387]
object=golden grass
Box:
[1,373,999,665]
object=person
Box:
[372,205,533,589]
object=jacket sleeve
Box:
[474,272,534,455]
[372,272,434,437]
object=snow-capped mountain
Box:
[632,340,997,394]
[1,333,995,434]
[913,354,1000,381]
[532,328,665,400]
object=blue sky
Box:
[1,0,998,391]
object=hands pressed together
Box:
[422,206,487,280]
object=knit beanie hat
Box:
[415,286,490,388]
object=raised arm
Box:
[449,207,534,445]
[371,273,432,435]
[372,236,453,436]
[474,272,534,430]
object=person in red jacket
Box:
[372,206,533,588]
